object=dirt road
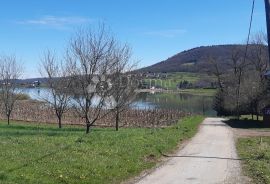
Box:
[135,118,249,184]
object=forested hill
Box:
[138,44,267,73]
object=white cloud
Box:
[17,15,94,28]
[144,29,187,38]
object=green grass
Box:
[177,89,216,96]
[168,72,212,83]
[144,72,216,90]
[240,115,263,121]
[237,137,270,184]
[0,116,204,184]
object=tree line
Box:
[207,32,270,120]
[0,24,138,133]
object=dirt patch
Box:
[143,154,157,163]
[0,100,188,128]
[232,128,270,138]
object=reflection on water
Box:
[21,87,50,101]
[21,88,216,116]
[133,92,216,116]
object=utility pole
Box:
[265,0,270,65]
[264,0,270,126]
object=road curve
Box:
[135,118,248,184]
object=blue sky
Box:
[0,0,267,78]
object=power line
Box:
[243,0,255,63]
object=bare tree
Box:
[209,33,270,118]
[40,50,72,128]
[226,46,250,118]
[109,44,138,131]
[245,32,269,119]
[204,55,227,115]
[204,55,228,91]
[249,32,269,81]
[0,55,23,125]
[241,72,263,120]
[207,46,254,116]
[66,24,118,133]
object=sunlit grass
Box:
[240,115,263,121]
[177,89,216,96]
[0,116,204,184]
[237,137,270,184]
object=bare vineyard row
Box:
[0,101,190,128]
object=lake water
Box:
[21,88,216,116]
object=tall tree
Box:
[109,44,138,131]
[0,55,23,125]
[245,32,269,119]
[204,55,227,115]
[224,46,250,118]
[40,50,72,128]
[66,24,119,133]
[208,33,270,118]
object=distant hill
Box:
[138,44,267,73]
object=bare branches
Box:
[210,32,270,118]
[40,50,71,128]
[64,24,140,133]
[109,44,138,131]
[249,32,269,82]
[0,55,23,125]
[67,25,122,133]
[206,55,225,91]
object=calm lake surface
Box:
[21,88,216,116]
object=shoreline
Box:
[136,88,216,96]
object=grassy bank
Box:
[237,137,270,184]
[240,115,263,121]
[137,88,216,96]
[0,116,204,184]
[177,89,216,96]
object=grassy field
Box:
[237,137,270,184]
[0,116,204,184]
[144,72,216,90]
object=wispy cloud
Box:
[17,15,94,28]
[144,29,187,38]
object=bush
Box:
[16,93,31,100]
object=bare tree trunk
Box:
[116,109,119,131]
[57,115,62,129]
[0,55,23,126]
[7,115,10,125]
[86,124,91,134]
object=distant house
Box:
[145,72,168,79]
[31,80,40,87]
